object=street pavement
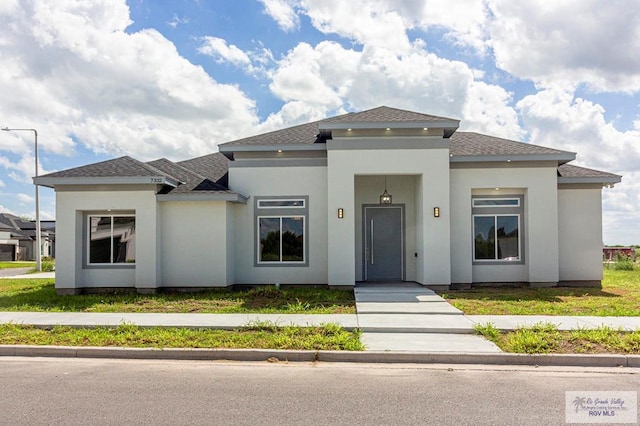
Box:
[2,357,638,426]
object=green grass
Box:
[475,322,640,354]
[0,262,34,269]
[0,279,355,314]
[0,322,364,350]
[440,269,640,316]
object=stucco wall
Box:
[327,144,451,286]
[228,166,329,284]
[450,165,560,284]
[55,187,159,291]
[558,187,603,281]
[160,200,232,287]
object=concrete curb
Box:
[1,345,639,367]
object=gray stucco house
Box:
[35,106,621,294]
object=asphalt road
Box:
[0,357,638,425]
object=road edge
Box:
[0,345,639,367]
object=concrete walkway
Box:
[354,283,502,353]
[0,270,55,279]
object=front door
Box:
[364,206,404,281]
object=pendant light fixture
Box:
[379,176,392,204]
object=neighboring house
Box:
[603,247,635,261]
[35,106,621,295]
[0,213,55,261]
[0,222,19,261]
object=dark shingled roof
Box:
[558,164,621,180]
[177,152,230,186]
[321,106,457,123]
[39,156,178,180]
[220,121,322,147]
[449,132,573,157]
[147,158,233,195]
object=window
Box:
[472,198,520,207]
[257,199,305,208]
[88,215,136,264]
[255,197,308,266]
[472,196,523,263]
[258,216,304,262]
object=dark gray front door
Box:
[364,206,404,281]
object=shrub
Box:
[40,260,55,272]
[613,254,635,271]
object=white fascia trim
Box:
[219,144,326,153]
[319,120,460,130]
[558,176,622,185]
[450,153,576,163]
[33,176,179,188]
[157,193,248,204]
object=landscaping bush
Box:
[612,254,636,271]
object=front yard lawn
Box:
[0,279,355,314]
[475,322,640,354]
[0,322,363,350]
[0,262,34,269]
[440,270,640,316]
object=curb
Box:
[1,345,639,367]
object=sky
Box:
[0,0,639,244]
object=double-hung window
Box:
[472,196,523,263]
[255,197,308,266]
[87,214,136,265]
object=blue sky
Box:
[0,0,639,244]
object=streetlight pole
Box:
[1,127,41,272]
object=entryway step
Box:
[361,332,501,353]
[354,293,446,303]
[356,301,462,315]
[357,314,475,334]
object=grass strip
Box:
[0,262,34,270]
[0,280,355,314]
[441,270,640,316]
[0,322,364,351]
[475,322,640,354]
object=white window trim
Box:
[472,198,520,208]
[257,215,306,264]
[257,199,306,209]
[472,213,521,262]
[87,214,136,266]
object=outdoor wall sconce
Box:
[338,208,344,219]
[433,207,440,217]
[379,176,392,204]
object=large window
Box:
[88,215,136,265]
[255,197,308,266]
[472,196,523,263]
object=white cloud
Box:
[517,86,640,243]
[301,0,411,52]
[0,179,4,187]
[0,0,259,167]
[487,0,640,92]
[198,36,251,66]
[267,40,523,139]
[17,193,34,204]
[259,0,300,32]
[167,14,189,28]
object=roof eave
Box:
[156,193,248,204]
[319,120,460,131]
[558,176,622,185]
[450,153,577,163]
[33,176,180,189]
[219,144,327,155]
